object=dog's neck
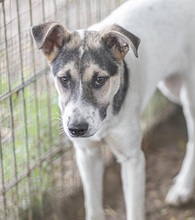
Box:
[112,61,129,114]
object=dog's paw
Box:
[165,184,194,206]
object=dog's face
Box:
[31,22,140,138]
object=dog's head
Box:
[31,22,140,138]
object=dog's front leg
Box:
[107,126,145,220]
[73,140,105,220]
[121,149,145,220]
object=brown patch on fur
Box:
[56,62,79,80]
[94,74,119,103]
[82,64,110,82]
[82,63,119,104]
[44,47,60,62]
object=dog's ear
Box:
[101,24,141,60]
[30,22,70,61]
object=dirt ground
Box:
[61,107,195,220]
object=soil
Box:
[61,107,195,220]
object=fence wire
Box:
[0,0,126,219]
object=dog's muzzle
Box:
[68,121,89,137]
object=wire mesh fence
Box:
[0,0,127,219]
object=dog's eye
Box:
[59,76,70,86]
[95,77,108,88]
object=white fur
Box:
[71,0,195,219]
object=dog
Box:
[31,0,195,219]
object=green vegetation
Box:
[0,70,63,219]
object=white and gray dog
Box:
[31,0,195,219]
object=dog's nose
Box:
[68,122,88,137]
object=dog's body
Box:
[31,0,195,219]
